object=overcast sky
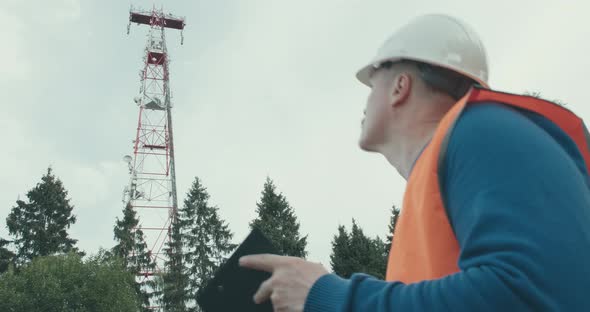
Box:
[1,0,589,267]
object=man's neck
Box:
[383,123,438,180]
[382,96,455,180]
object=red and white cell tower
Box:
[122,6,185,281]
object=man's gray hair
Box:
[378,60,477,100]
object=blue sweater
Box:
[305,102,590,311]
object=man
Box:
[240,14,590,311]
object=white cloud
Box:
[55,0,81,22]
[1,0,81,24]
[0,9,30,80]
[0,0,82,81]
[0,116,127,253]
[62,160,129,252]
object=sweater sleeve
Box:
[304,103,590,312]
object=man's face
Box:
[359,68,395,152]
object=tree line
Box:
[0,168,400,311]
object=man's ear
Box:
[391,73,412,107]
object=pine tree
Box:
[0,238,14,273]
[384,204,401,253]
[161,211,188,311]
[6,167,78,264]
[250,177,308,258]
[112,202,155,310]
[329,225,352,278]
[330,219,387,279]
[181,177,236,311]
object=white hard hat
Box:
[356,14,489,88]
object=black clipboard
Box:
[196,227,279,312]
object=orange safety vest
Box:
[385,86,590,283]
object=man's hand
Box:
[239,254,329,312]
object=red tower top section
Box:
[129,10,185,30]
[127,6,186,44]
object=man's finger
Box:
[253,277,273,304]
[239,254,284,272]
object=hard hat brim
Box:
[355,56,407,87]
[356,57,489,89]
[356,64,374,87]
